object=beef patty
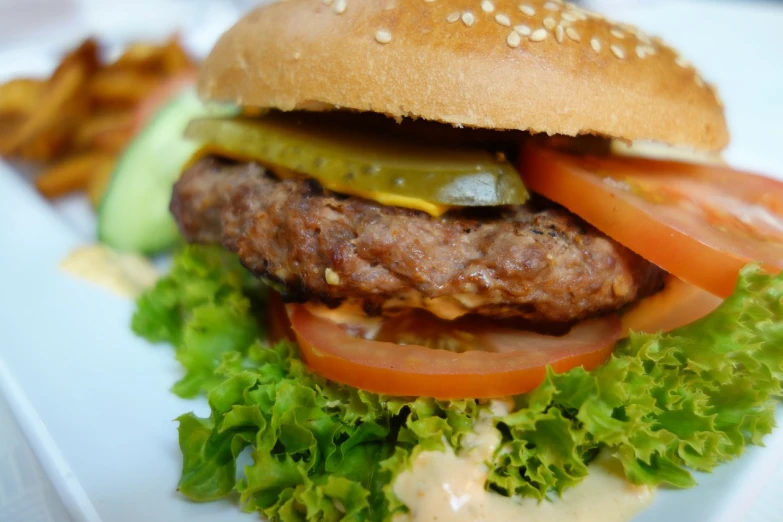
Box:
[171,157,665,322]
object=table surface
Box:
[0,1,781,521]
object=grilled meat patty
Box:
[171,157,665,322]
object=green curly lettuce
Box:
[132,245,266,397]
[133,246,783,522]
[174,341,478,521]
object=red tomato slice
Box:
[281,302,621,399]
[519,146,783,297]
[267,291,296,344]
[621,276,722,335]
[132,71,196,133]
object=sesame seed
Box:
[571,10,588,21]
[322,0,333,5]
[530,28,548,41]
[567,5,585,15]
[610,28,626,39]
[610,44,625,59]
[675,56,689,68]
[423,0,436,2]
[446,11,460,23]
[636,32,652,44]
[643,45,656,56]
[507,31,522,47]
[333,0,347,13]
[461,11,475,26]
[518,4,535,16]
[695,75,705,87]
[635,45,647,59]
[325,268,340,285]
[555,24,564,43]
[375,29,392,44]
[590,37,601,52]
[561,11,577,22]
[481,0,494,13]
[495,13,511,26]
[543,1,559,11]
[543,17,556,30]
[565,27,580,41]
[514,24,531,36]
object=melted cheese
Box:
[393,400,654,522]
[186,146,452,217]
[60,244,158,298]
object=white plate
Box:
[2,1,783,521]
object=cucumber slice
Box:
[98,89,233,254]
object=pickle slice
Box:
[184,113,528,216]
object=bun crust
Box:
[199,0,728,151]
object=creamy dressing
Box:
[306,291,496,326]
[60,244,159,298]
[304,301,384,339]
[394,400,654,522]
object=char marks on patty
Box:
[171,157,665,322]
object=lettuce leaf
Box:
[175,341,477,521]
[132,245,266,397]
[134,247,783,521]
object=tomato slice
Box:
[280,302,621,399]
[132,71,196,133]
[519,146,783,297]
[267,291,296,344]
[621,276,722,335]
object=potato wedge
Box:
[1,35,200,205]
[0,79,46,116]
[87,157,116,208]
[88,69,162,106]
[1,40,97,156]
[35,153,113,198]
[74,111,135,150]
[162,37,196,74]
[111,36,194,75]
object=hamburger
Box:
[131,0,783,521]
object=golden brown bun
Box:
[199,0,728,151]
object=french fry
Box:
[0,35,199,203]
[35,153,112,198]
[74,111,134,151]
[113,42,165,70]
[0,79,46,116]
[161,37,196,74]
[91,127,134,153]
[111,36,195,75]
[0,39,98,157]
[87,158,116,208]
[88,69,162,106]
[51,38,100,80]
[0,115,23,150]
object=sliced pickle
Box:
[184,113,528,216]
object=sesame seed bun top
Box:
[198,0,729,151]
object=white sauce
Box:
[60,244,158,298]
[394,400,654,522]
